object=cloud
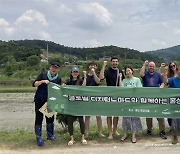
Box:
[152,39,166,46]
[74,2,113,30]
[15,10,48,27]
[0,10,50,40]
[0,18,15,36]
[85,39,102,47]
[55,3,73,14]
[174,28,180,35]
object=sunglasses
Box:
[170,64,176,68]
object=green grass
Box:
[0,86,36,93]
[0,125,172,150]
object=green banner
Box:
[47,82,180,118]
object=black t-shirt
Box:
[104,67,125,86]
[85,74,99,86]
[33,72,61,103]
[65,79,83,86]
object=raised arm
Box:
[91,68,100,84]
[162,66,168,85]
[82,71,87,86]
[119,73,123,86]
[99,61,107,80]
[140,60,148,77]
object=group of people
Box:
[33,57,180,147]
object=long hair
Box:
[167,61,178,78]
[70,72,80,85]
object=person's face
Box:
[111,59,119,68]
[148,62,155,73]
[89,64,97,70]
[125,68,133,78]
[71,71,79,78]
[170,63,177,72]
[49,66,59,76]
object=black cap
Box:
[51,62,60,68]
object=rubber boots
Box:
[35,125,44,146]
[47,123,58,141]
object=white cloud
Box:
[174,29,180,35]
[152,39,166,46]
[39,31,51,40]
[15,10,48,27]
[55,4,72,14]
[75,2,113,30]
[0,18,15,36]
[85,39,102,47]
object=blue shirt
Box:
[142,71,163,87]
[168,77,180,88]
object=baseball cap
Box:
[71,67,79,72]
[51,62,60,68]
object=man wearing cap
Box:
[32,62,61,146]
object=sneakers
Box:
[159,130,167,139]
[146,130,152,136]
[99,133,106,138]
[120,136,127,142]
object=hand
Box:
[91,68,95,73]
[144,60,149,66]
[103,61,107,66]
[61,83,66,87]
[42,80,49,84]
[119,73,122,78]
[160,63,166,68]
[83,71,87,77]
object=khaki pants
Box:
[146,118,165,131]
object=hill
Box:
[11,39,163,63]
[146,45,180,62]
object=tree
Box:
[26,55,40,67]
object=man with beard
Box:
[140,60,167,139]
[99,56,125,139]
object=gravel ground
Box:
[0,93,169,131]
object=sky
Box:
[0,0,180,52]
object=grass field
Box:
[0,126,172,149]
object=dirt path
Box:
[0,141,180,154]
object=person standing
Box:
[163,65,180,144]
[83,61,105,137]
[99,56,125,139]
[119,67,142,143]
[33,62,61,146]
[65,67,87,146]
[140,60,167,139]
[160,62,178,129]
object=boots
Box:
[35,125,44,146]
[47,123,58,141]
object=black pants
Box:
[68,115,85,136]
[35,101,54,126]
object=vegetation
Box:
[0,126,171,149]
[147,45,180,62]
[0,39,179,87]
